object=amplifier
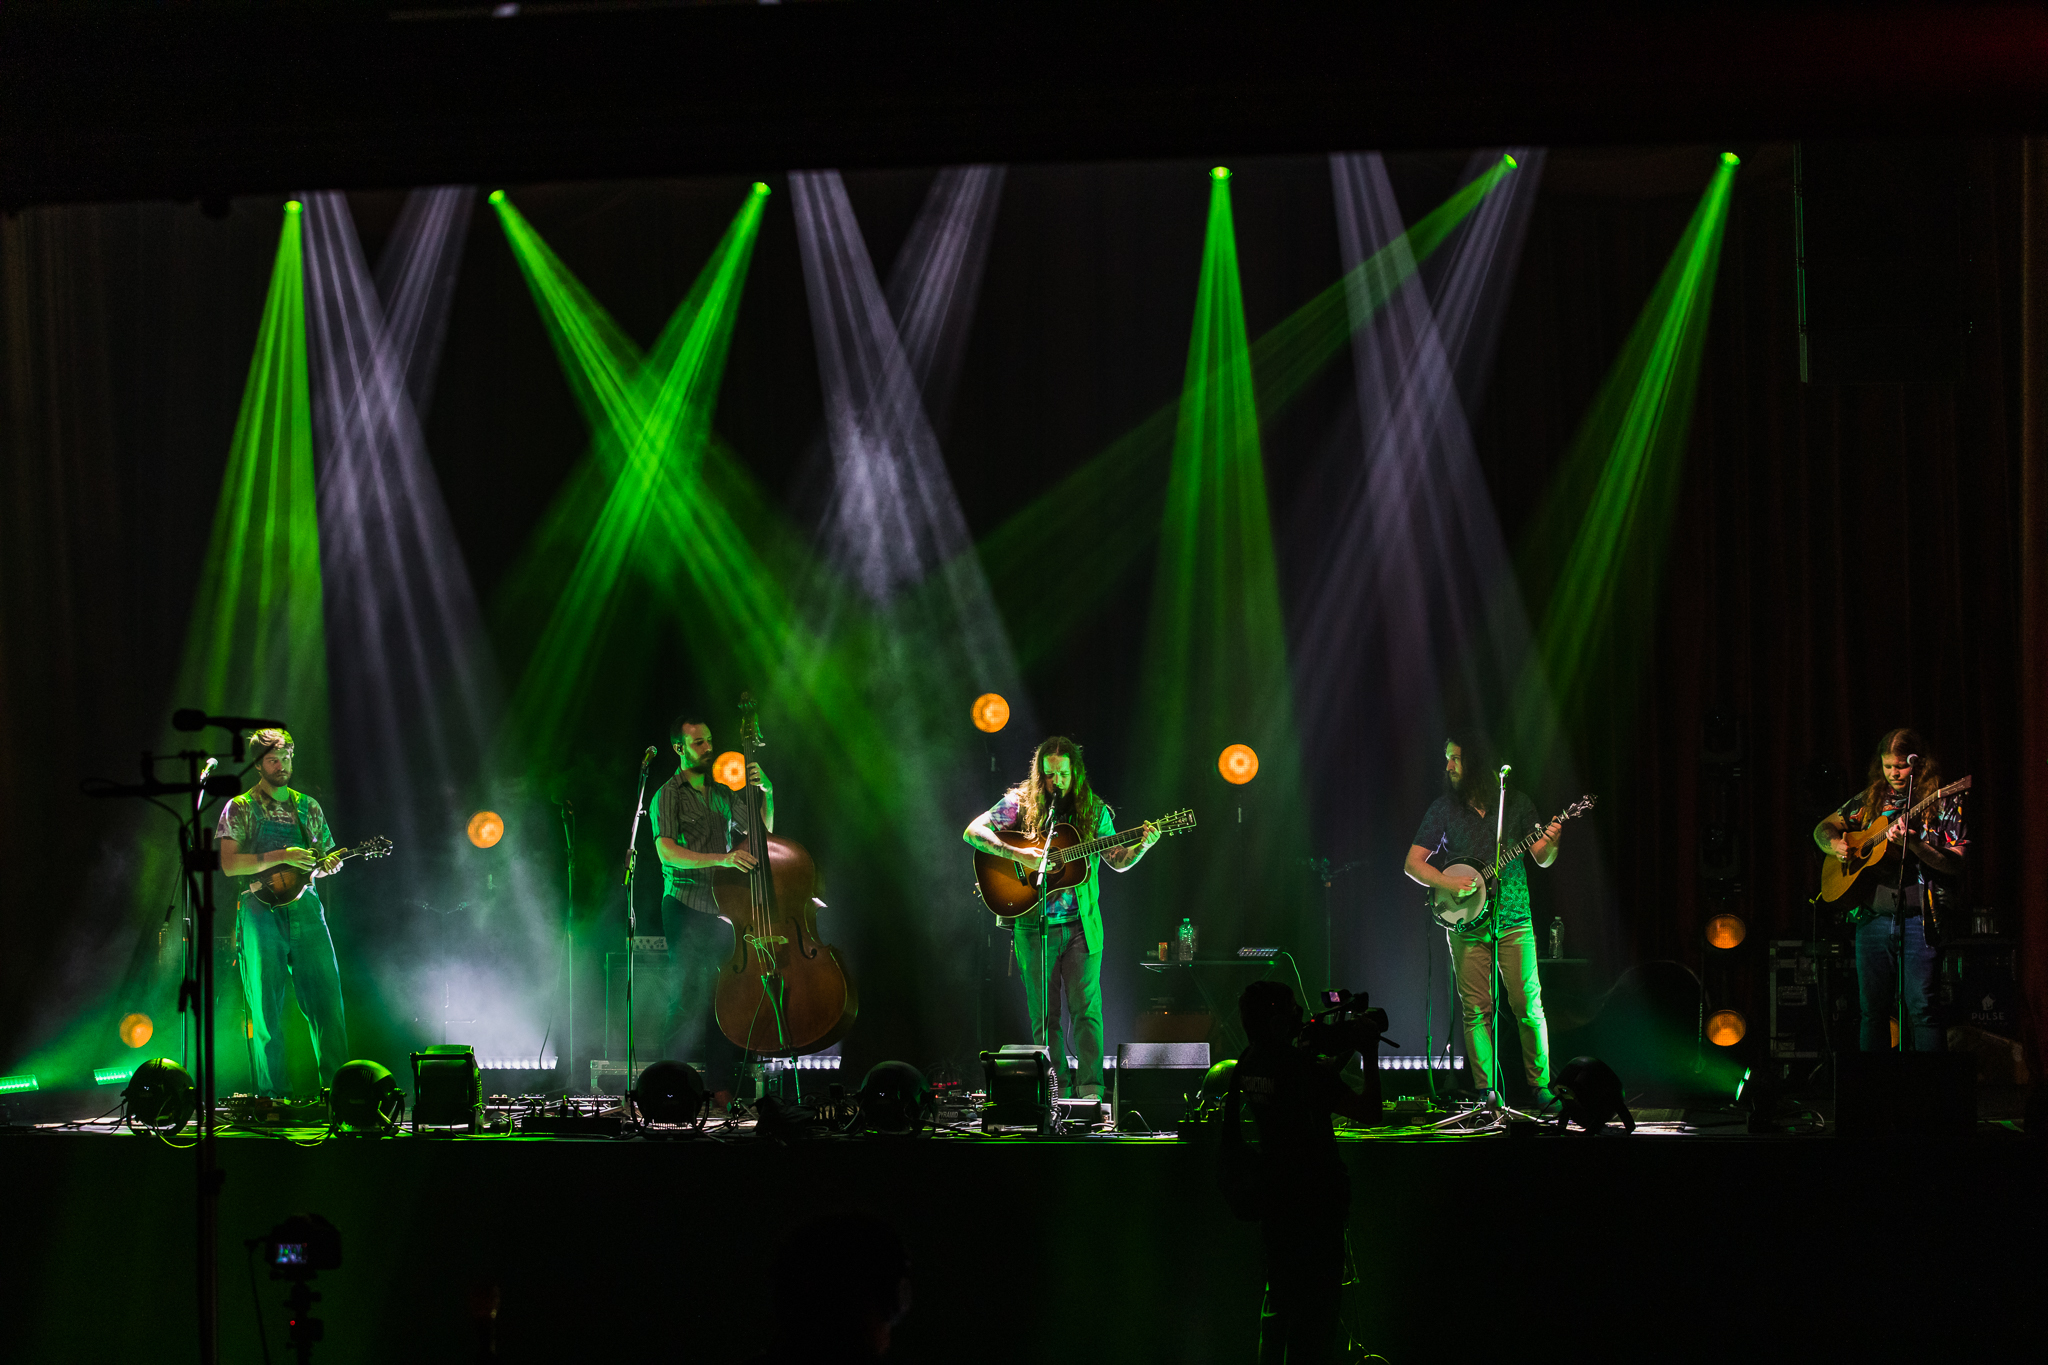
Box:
[1940,937,2020,1036]
[1113,1042,1210,1133]
[1769,941,1852,1060]
[602,951,678,1062]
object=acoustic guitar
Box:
[1817,776,1971,903]
[248,836,393,908]
[1426,796,1595,932]
[974,809,1195,919]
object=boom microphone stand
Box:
[557,797,576,1091]
[1488,764,1510,1105]
[621,746,657,1120]
[1893,758,1917,1053]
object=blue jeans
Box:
[235,892,350,1096]
[1855,912,1942,1052]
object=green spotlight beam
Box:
[1135,169,1309,943]
[980,156,1518,667]
[1516,153,1739,765]
[19,202,325,1083]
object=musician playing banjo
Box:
[216,727,351,1099]
[1402,735,1562,1114]
[962,736,1159,1103]
[1811,727,1965,1054]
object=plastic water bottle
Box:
[1176,918,1196,963]
[1548,917,1564,959]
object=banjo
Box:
[1426,795,1596,931]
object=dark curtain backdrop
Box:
[2,143,2037,1089]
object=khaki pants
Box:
[1449,921,1549,1093]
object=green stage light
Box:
[285,200,302,214]
[1516,154,1737,770]
[0,1074,37,1095]
[1505,153,1518,169]
[488,189,505,204]
[1211,166,1231,180]
[1721,151,1740,166]
[752,181,770,195]
[979,156,1518,667]
[94,1066,136,1086]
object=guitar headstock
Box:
[354,836,394,860]
[1154,809,1197,835]
[1561,794,1597,821]
[737,691,764,751]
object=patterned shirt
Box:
[1833,784,1967,923]
[650,773,740,913]
[1413,790,1542,937]
[984,792,1116,926]
[216,787,334,903]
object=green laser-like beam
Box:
[1516,153,1739,765]
[980,156,1519,667]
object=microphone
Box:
[640,745,658,773]
[199,757,219,781]
[1906,753,1919,764]
[1497,764,1512,778]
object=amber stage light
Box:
[119,1013,153,1048]
[972,693,1011,734]
[1706,1009,1747,1046]
[1705,913,1746,950]
[1218,744,1260,785]
[466,811,505,848]
[714,751,748,791]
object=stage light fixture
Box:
[465,811,504,849]
[1211,166,1231,181]
[752,181,770,195]
[714,751,747,791]
[972,693,1010,733]
[487,189,505,205]
[95,1066,136,1086]
[285,200,302,215]
[1706,1009,1747,1046]
[1218,744,1259,785]
[1705,913,1746,950]
[0,1074,38,1094]
[1722,151,1741,166]
[328,1060,404,1136]
[980,1045,1052,1131]
[856,1061,935,1135]
[120,1012,153,1047]
[1552,1055,1635,1133]
[631,1059,708,1127]
[123,1058,195,1131]
[409,1046,481,1131]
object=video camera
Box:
[1298,988,1390,1062]
[264,1213,342,1281]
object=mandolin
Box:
[248,836,393,908]
[1817,776,1971,903]
[1425,796,1595,932]
[973,809,1195,919]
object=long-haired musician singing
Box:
[1402,735,1562,1112]
[1812,727,1966,1053]
[962,736,1159,1102]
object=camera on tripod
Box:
[1298,988,1388,1060]
[264,1213,342,1280]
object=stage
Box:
[5,1110,2039,1363]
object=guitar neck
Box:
[1063,826,1148,860]
[1899,778,1968,825]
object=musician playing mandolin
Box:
[962,736,1159,1103]
[215,728,351,1098]
[651,710,770,1106]
[1402,736,1562,1114]
[1812,728,1966,1053]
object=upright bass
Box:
[712,694,857,1055]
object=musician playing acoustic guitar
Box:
[1812,728,1966,1054]
[1402,736,1562,1114]
[215,727,351,1098]
[962,736,1159,1103]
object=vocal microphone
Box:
[199,757,219,781]
[640,745,658,772]
[1906,753,1920,764]
[1497,764,1513,778]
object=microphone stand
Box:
[621,750,656,1121]
[1489,767,1509,1106]
[1893,764,1916,1053]
[558,798,576,1092]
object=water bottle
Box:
[1176,918,1196,963]
[1548,917,1564,959]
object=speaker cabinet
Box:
[1112,1042,1210,1132]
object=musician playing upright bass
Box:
[1812,728,1966,1054]
[1401,735,1562,1114]
[962,737,1159,1103]
[215,728,350,1099]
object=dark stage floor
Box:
[6,1107,2041,1364]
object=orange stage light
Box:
[466,811,505,849]
[1218,744,1260,785]
[972,693,1011,734]
[1706,1009,1747,1047]
[119,1013,153,1049]
[714,752,748,791]
[1705,913,1746,950]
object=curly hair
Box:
[1009,736,1106,833]
[1860,728,1943,819]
